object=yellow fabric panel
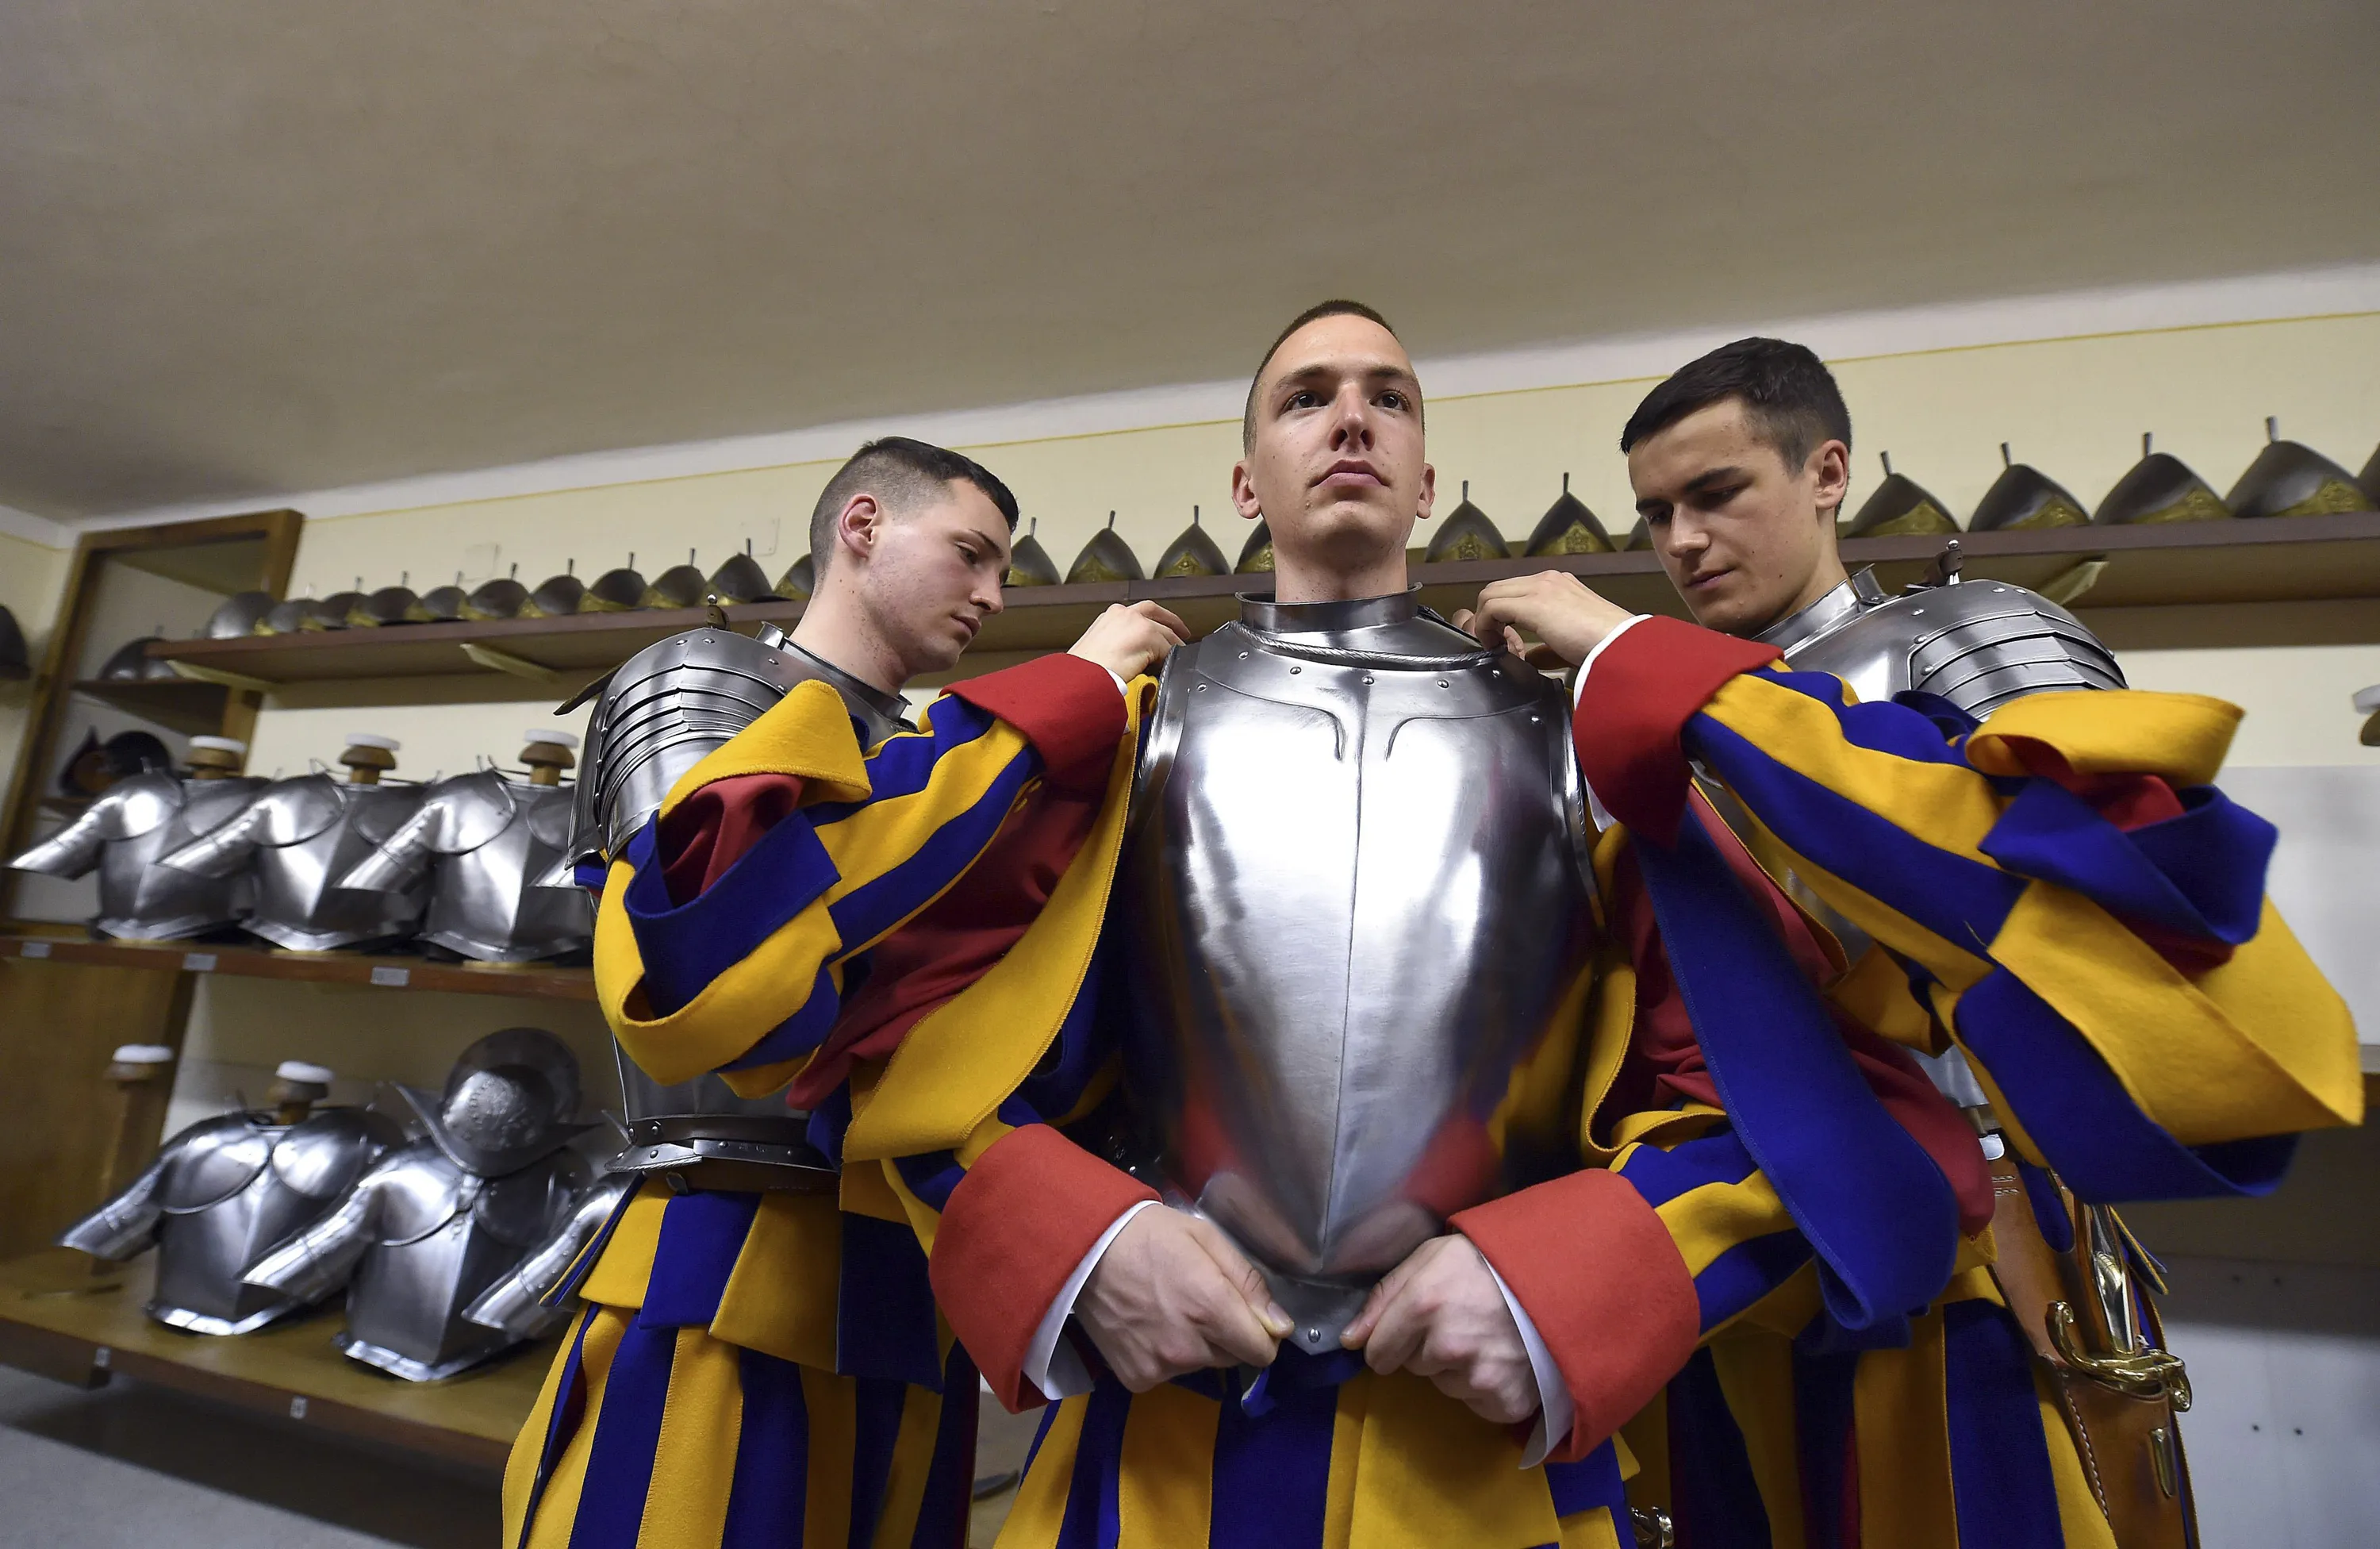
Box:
[656,678,873,818]
[1575,954,1640,1165]
[1557,1507,1625,1549]
[1618,1388,1670,1516]
[710,1190,841,1368]
[2034,1367,2121,1549]
[578,1184,671,1310]
[1703,671,2007,863]
[997,1397,1088,1549]
[836,1147,912,1223]
[844,684,1147,1160]
[1733,1262,1821,1341]
[872,1385,950,1549]
[637,1325,742,1548]
[1829,942,1944,1053]
[1654,1171,1795,1279]
[1709,1335,1806,1549]
[1322,1374,1371,1549]
[880,1156,945,1259]
[800,1363,858,1549]
[1964,688,2240,789]
[1723,811,1991,993]
[1852,1307,1959,1548]
[1349,1370,1561,1549]
[503,1308,590,1547]
[512,1305,630,1549]
[1987,884,2361,1142]
[1117,1382,1220,1548]
[1488,962,1596,1164]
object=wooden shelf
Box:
[145,513,2380,700]
[69,677,235,736]
[0,933,595,1001]
[0,1249,546,1470]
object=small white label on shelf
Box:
[289,1396,309,1420]
[92,1346,111,1370]
[21,941,50,959]
[369,967,410,988]
[181,952,217,973]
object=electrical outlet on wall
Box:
[460,544,501,582]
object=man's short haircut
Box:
[1242,299,1412,453]
[1618,338,1852,472]
[808,436,1019,575]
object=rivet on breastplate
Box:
[1437,679,1449,689]
[1361,675,1374,685]
[1531,713,1541,722]
[1239,651,1250,659]
[1289,665,1301,674]
[1195,683,1207,691]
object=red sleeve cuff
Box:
[1574,616,1780,843]
[928,1124,1158,1411]
[1453,1170,1699,1461]
[947,654,1129,794]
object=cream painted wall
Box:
[0,529,71,818]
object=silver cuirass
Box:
[6,773,265,940]
[1121,592,1596,1351]
[244,1028,596,1378]
[157,774,429,951]
[339,770,591,962]
[59,1105,402,1333]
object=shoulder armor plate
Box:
[1778,576,2124,719]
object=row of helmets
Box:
[5,730,591,963]
[188,545,798,642]
[977,420,2380,582]
[60,1033,608,1382]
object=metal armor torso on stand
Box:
[1119,591,1596,1352]
[340,769,592,962]
[6,772,265,940]
[158,774,430,951]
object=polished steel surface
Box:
[59,1106,400,1334]
[337,770,590,962]
[395,1026,588,1177]
[155,773,428,950]
[1120,590,1595,1350]
[1760,571,2124,719]
[6,773,265,940]
[463,1170,637,1339]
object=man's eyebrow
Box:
[1683,464,1750,494]
[1271,359,1420,394]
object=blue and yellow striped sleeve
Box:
[1576,616,2362,1203]
[594,654,1127,1094]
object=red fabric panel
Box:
[1573,617,1781,844]
[947,652,1129,795]
[1453,1169,1700,1461]
[931,1124,1157,1412]
[659,772,807,905]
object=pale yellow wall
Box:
[0,529,72,817]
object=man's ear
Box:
[835,492,883,561]
[1417,462,1438,523]
[1808,440,1851,521]
[1230,460,1263,524]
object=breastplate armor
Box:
[555,625,909,1188]
[6,774,264,940]
[59,1106,401,1333]
[1120,592,1595,1351]
[339,770,591,962]
[157,774,429,950]
[462,1170,639,1340]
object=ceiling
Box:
[4,0,2377,521]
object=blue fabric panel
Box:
[1545,1439,1630,1519]
[823,750,1038,949]
[803,698,1007,828]
[1614,1126,1760,1209]
[723,1345,812,1549]
[1693,1230,1817,1335]
[720,960,845,1072]
[1955,968,2298,1201]
[892,1148,967,1213]
[910,1343,981,1549]
[1665,1347,1772,1549]
[1019,947,1111,1112]
[1687,715,2028,950]
[1791,1343,1860,1549]
[1980,779,2270,945]
[1054,1380,1130,1549]
[513,1305,601,1549]
[1943,1301,2065,1549]
[806,1086,852,1168]
[639,1190,763,1329]
[847,1377,910,1549]
[1209,1373,1335,1549]
[1234,1343,1365,1418]
[1023,1400,1061,1478]
[2017,1162,2073,1255]
[624,805,842,1016]
[573,859,609,891]
[1634,811,1960,1332]
[567,1316,677,1549]
[1756,668,1972,767]
[837,1213,943,1389]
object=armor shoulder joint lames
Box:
[1773,571,2124,719]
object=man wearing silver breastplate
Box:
[505,436,1188,1549]
[60,1059,402,1333]
[7,734,263,940]
[244,1028,596,1381]
[769,310,2352,1549]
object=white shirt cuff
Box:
[1102,666,1128,698]
[1484,1260,1575,1469]
[1022,1198,1158,1401]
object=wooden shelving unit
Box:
[68,677,234,736]
[0,1249,547,1470]
[0,933,594,1001]
[143,513,2380,703]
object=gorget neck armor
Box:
[60,1105,401,1333]
[156,773,429,951]
[1120,588,1596,1351]
[338,770,591,962]
[243,1028,597,1380]
[7,773,264,940]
